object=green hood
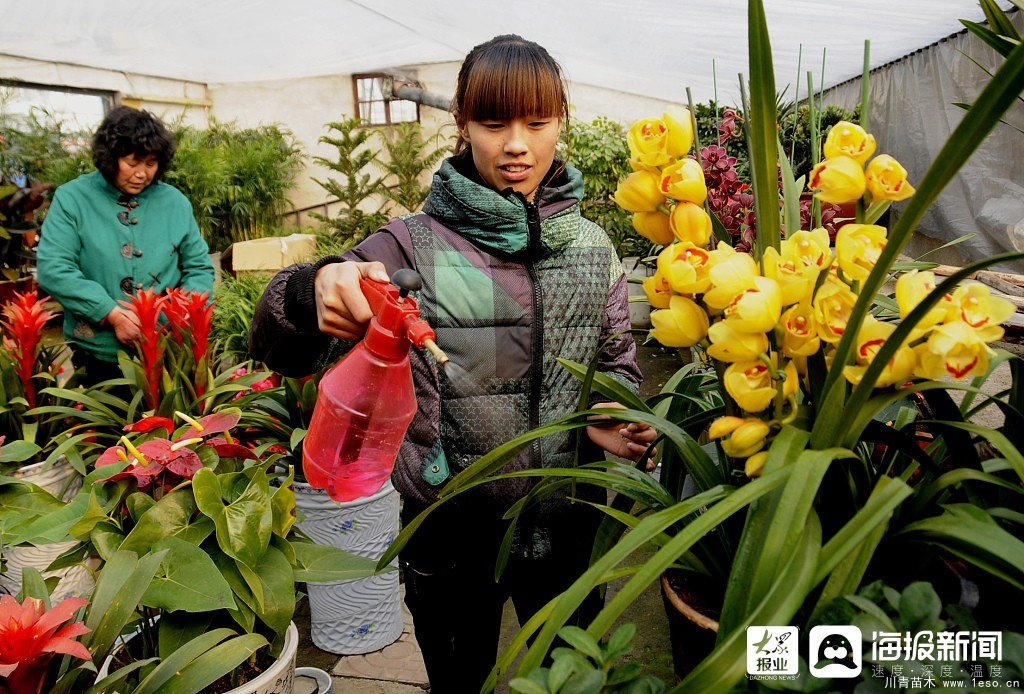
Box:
[422,157,586,257]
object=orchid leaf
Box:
[292,541,380,583]
[136,627,236,694]
[141,536,234,613]
[154,632,269,694]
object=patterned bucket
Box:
[0,457,94,600]
[293,480,403,655]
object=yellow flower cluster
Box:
[616,114,1014,477]
[809,121,916,204]
[613,107,712,248]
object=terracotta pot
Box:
[660,570,721,679]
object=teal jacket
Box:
[37,171,215,362]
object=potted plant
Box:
[379,1,1024,691]
[0,290,96,599]
[2,408,377,692]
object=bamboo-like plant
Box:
[379,1,1024,691]
[375,122,449,214]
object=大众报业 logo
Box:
[747,626,799,677]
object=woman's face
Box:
[460,116,561,202]
[115,153,159,195]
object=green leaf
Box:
[510,678,550,694]
[136,628,237,694]
[558,626,603,662]
[271,465,296,537]
[0,440,41,463]
[119,489,202,554]
[292,541,380,583]
[152,632,269,694]
[141,536,235,612]
[19,567,51,607]
[747,0,781,258]
[193,467,273,570]
[898,582,942,630]
[561,670,607,694]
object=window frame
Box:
[352,73,419,126]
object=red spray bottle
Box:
[303,269,447,502]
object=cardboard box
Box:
[221,234,317,276]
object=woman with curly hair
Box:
[37,105,214,385]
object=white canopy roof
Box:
[0,0,999,103]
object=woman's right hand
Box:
[106,306,141,344]
[314,261,390,341]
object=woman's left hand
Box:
[586,401,658,471]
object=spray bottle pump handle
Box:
[358,270,437,356]
[391,268,422,297]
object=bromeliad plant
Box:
[1,409,378,692]
[380,1,1024,691]
[0,290,88,472]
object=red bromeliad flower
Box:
[182,291,213,367]
[121,290,166,409]
[0,595,91,694]
[162,288,190,348]
[0,291,55,409]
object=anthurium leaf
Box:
[212,552,259,632]
[0,440,41,463]
[271,465,296,537]
[154,632,269,694]
[0,483,66,537]
[67,490,108,541]
[242,543,295,637]
[8,487,90,545]
[138,627,234,694]
[126,492,156,523]
[194,467,272,570]
[141,536,235,613]
[119,489,201,555]
[236,557,266,611]
[90,522,126,562]
[292,541,380,583]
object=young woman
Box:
[37,106,214,385]
[250,35,654,691]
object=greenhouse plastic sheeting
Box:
[0,0,1006,103]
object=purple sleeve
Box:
[595,273,642,400]
[248,222,414,376]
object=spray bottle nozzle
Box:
[358,270,448,365]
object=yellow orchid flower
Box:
[842,317,916,387]
[659,158,707,205]
[823,121,877,165]
[642,272,673,309]
[614,171,665,213]
[716,416,772,458]
[914,321,996,380]
[763,247,820,306]
[703,252,760,310]
[724,359,777,413]
[865,154,915,202]
[814,275,858,343]
[670,201,713,246]
[663,106,695,157]
[780,301,821,358]
[722,276,783,334]
[809,155,867,204]
[895,270,949,332]
[745,450,769,478]
[781,228,833,270]
[946,283,1015,335]
[627,118,673,171]
[707,320,770,363]
[835,224,887,282]
[708,415,746,440]
[650,295,709,348]
[657,242,713,295]
[632,211,674,246]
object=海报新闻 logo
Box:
[809,625,863,678]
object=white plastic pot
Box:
[293,480,403,655]
[98,622,331,693]
[0,457,93,600]
[225,623,331,694]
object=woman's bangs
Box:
[461,57,564,122]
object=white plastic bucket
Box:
[0,457,93,600]
[293,480,403,655]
